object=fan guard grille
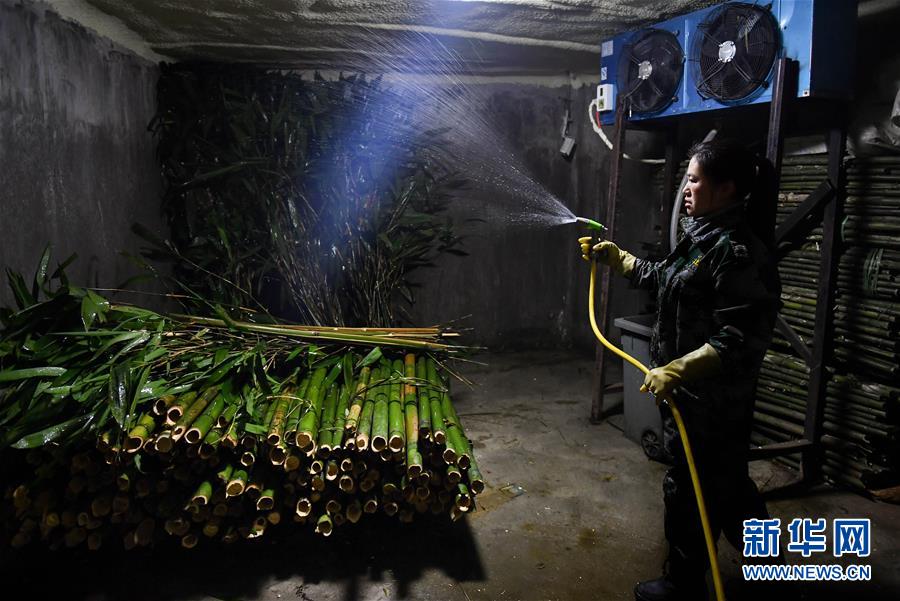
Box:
[616,28,684,114]
[690,2,780,102]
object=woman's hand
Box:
[577,237,635,276]
[640,343,722,404]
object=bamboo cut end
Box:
[371,436,388,453]
[185,428,203,445]
[296,499,312,517]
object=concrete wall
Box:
[402,82,661,353]
[0,0,164,309]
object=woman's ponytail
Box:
[688,138,778,250]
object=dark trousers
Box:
[660,406,768,581]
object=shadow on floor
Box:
[1,514,485,601]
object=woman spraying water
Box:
[580,139,781,601]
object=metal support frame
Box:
[590,96,627,423]
[801,125,846,480]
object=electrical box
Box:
[596,84,615,112]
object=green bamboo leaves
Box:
[144,66,466,326]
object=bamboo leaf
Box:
[356,347,382,369]
[342,352,354,389]
[10,413,94,448]
[32,244,52,299]
[108,363,130,428]
[0,367,67,382]
[6,269,35,310]
[243,423,268,435]
[81,290,110,330]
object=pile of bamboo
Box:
[0,273,482,550]
[752,154,900,491]
[2,353,483,550]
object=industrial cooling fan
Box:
[690,2,780,102]
[616,28,684,114]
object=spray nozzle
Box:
[575,217,607,232]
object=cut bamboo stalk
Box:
[403,353,423,477]
[296,367,328,452]
[269,444,287,466]
[267,385,294,447]
[325,499,342,515]
[315,514,333,536]
[295,497,312,517]
[203,518,221,538]
[455,483,472,512]
[416,357,432,440]
[317,384,339,455]
[173,388,219,442]
[186,394,226,444]
[154,429,175,453]
[331,380,352,450]
[388,359,405,453]
[284,451,302,472]
[126,413,157,452]
[325,459,340,481]
[467,460,485,495]
[192,481,212,506]
[226,469,249,497]
[216,464,234,484]
[371,367,390,452]
[153,395,176,416]
[356,365,381,450]
[200,427,223,458]
[426,359,446,445]
[284,376,310,442]
[257,489,275,511]
[346,500,362,523]
[166,392,198,426]
[441,388,471,469]
[446,465,462,485]
[217,403,239,429]
[344,366,371,435]
[339,474,356,493]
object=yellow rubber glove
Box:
[640,343,722,403]
[577,237,636,276]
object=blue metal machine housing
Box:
[598,0,857,125]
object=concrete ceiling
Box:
[70,0,724,76]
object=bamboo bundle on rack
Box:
[748,153,900,494]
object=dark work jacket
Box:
[628,203,781,437]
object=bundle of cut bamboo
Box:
[752,154,900,492]
[0,269,482,549]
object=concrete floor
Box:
[6,350,900,600]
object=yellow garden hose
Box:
[588,259,726,601]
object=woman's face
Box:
[683,157,735,217]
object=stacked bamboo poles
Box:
[750,154,900,492]
[1,352,484,550]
